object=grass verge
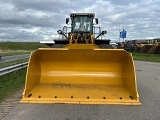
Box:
[0,42,41,50]
[0,68,26,102]
[0,58,29,68]
[132,52,160,62]
[1,51,31,57]
[0,41,49,52]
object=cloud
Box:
[0,0,159,42]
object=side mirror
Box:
[66,18,69,24]
[95,18,98,24]
[57,30,68,39]
[102,30,107,35]
[57,30,63,35]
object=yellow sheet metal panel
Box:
[23,53,41,95]
[121,53,138,99]
[21,44,141,105]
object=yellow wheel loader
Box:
[21,13,141,105]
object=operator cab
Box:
[67,13,98,34]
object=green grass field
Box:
[0,42,41,51]
[132,52,160,62]
[0,42,49,57]
[1,51,31,57]
[0,58,29,68]
[0,68,26,102]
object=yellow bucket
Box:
[21,44,141,105]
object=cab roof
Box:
[70,13,95,17]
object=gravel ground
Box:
[0,89,23,120]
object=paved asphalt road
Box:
[1,61,160,120]
[0,54,30,63]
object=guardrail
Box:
[0,62,28,76]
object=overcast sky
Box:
[0,0,160,42]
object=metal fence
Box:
[0,62,28,76]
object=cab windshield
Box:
[72,16,92,33]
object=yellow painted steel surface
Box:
[21,44,141,105]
